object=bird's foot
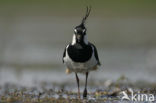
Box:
[77,90,80,99]
[83,88,87,99]
[77,93,80,99]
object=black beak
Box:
[76,34,82,42]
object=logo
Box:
[121,88,155,102]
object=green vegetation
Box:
[0,0,156,17]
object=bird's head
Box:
[72,6,91,45]
[74,23,86,42]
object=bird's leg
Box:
[75,73,80,99]
[83,72,89,98]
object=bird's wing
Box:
[63,44,70,63]
[89,42,101,66]
[62,47,66,63]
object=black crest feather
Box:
[81,6,91,25]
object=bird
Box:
[63,6,101,99]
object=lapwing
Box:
[63,6,101,98]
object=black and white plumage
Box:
[63,42,100,73]
[62,6,101,98]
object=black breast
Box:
[67,44,93,62]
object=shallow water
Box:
[1,17,156,85]
[1,47,156,86]
[0,14,156,103]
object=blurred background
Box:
[0,0,156,87]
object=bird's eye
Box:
[83,29,86,33]
[74,29,77,33]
